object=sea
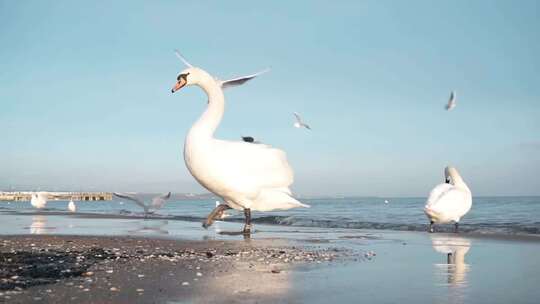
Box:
[1,196,539,236]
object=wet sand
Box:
[0,235,356,303]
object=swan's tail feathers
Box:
[253,188,310,211]
[424,206,440,221]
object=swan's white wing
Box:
[113,193,148,209]
[221,68,270,89]
[206,140,294,198]
[425,184,470,221]
[151,192,171,210]
[426,183,453,208]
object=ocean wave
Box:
[250,216,540,235]
[3,209,539,236]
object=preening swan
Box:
[171,51,309,234]
[30,192,48,209]
[424,166,472,233]
[113,192,171,216]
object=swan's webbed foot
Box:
[429,221,435,233]
[213,208,252,239]
[202,203,231,229]
[454,222,459,233]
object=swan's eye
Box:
[177,73,190,81]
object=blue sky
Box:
[1,0,539,196]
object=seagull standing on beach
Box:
[171,51,309,235]
[445,91,456,111]
[30,192,48,209]
[68,200,76,212]
[293,112,311,130]
[424,166,472,233]
[113,192,172,216]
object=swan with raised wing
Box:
[171,51,309,234]
[424,166,472,233]
[31,192,48,209]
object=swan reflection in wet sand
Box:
[431,235,471,286]
[29,216,55,235]
[129,220,170,235]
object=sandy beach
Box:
[1,234,354,304]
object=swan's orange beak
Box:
[171,77,187,93]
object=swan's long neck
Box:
[189,79,225,139]
[451,172,470,193]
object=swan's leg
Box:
[243,208,252,234]
[454,222,459,233]
[429,221,435,233]
[202,204,231,229]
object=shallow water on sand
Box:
[1,197,540,304]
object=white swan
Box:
[68,200,76,212]
[30,192,48,209]
[171,51,309,234]
[425,166,472,233]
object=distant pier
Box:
[0,192,113,202]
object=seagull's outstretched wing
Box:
[221,68,270,89]
[151,192,171,210]
[113,193,148,210]
[174,50,193,68]
[293,112,302,123]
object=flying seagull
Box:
[445,91,456,111]
[113,192,172,216]
[293,112,311,130]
